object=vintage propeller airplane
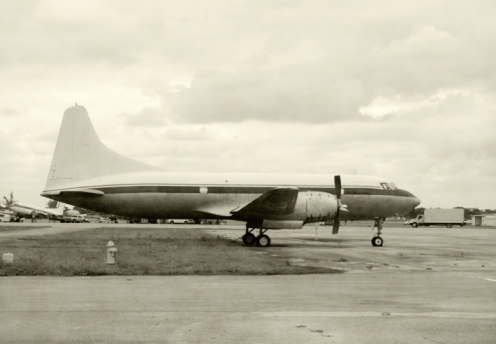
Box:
[41,105,420,247]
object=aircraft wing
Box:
[194,187,299,219]
[10,204,48,216]
[232,187,299,217]
[11,201,65,216]
[194,204,239,218]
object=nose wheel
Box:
[371,236,383,247]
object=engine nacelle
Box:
[258,191,338,229]
[294,191,338,223]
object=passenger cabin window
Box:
[199,187,208,194]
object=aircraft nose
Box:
[412,196,421,208]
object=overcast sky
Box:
[1,0,495,210]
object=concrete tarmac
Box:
[1,222,495,343]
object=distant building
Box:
[471,214,496,226]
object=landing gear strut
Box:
[242,223,272,247]
[371,217,385,247]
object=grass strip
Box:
[0,226,51,232]
[0,227,342,276]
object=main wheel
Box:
[446,224,452,228]
[242,233,256,245]
[371,236,383,247]
[256,234,271,247]
[411,223,418,228]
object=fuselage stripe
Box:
[53,184,416,198]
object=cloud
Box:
[167,69,368,123]
[1,108,21,117]
[122,107,166,126]
[165,126,212,141]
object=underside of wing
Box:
[194,188,299,220]
[232,187,299,218]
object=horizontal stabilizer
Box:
[60,189,105,196]
[43,189,105,197]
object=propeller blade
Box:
[334,175,341,199]
[332,175,342,234]
[332,217,340,234]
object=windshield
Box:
[380,182,397,190]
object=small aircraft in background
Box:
[8,201,79,220]
[41,105,420,247]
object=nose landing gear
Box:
[371,217,385,247]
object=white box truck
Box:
[405,208,465,228]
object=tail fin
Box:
[43,105,161,191]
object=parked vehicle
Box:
[6,215,24,222]
[167,219,195,224]
[61,215,89,223]
[318,220,334,226]
[0,214,12,222]
[128,217,142,224]
[404,209,465,228]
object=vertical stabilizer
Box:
[44,105,161,191]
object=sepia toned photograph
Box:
[1,1,495,343]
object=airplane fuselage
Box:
[44,171,419,223]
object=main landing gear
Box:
[242,224,271,247]
[371,217,385,247]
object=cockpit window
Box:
[380,182,397,190]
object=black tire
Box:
[169,220,174,224]
[242,233,256,245]
[411,223,418,228]
[446,224,452,228]
[371,237,383,247]
[256,234,271,247]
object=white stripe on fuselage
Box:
[43,172,392,193]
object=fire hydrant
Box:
[106,241,118,265]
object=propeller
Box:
[332,175,348,234]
